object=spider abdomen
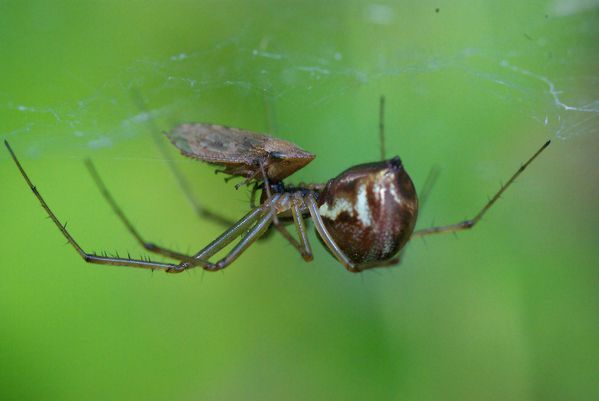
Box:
[317,157,418,265]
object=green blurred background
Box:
[1,1,598,400]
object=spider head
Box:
[316,157,418,267]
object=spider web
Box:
[1,5,598,401]
[1,2,597,160]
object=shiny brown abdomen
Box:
[316,157,418,265]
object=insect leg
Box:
[249,182,261,208]
[257,159,280,225]
[412,140,551,238]
[4,140,188,272]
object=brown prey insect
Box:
[4,98,550,273]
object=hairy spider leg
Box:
[131,89,234,226]
[260,95,404,266]
[305,194,399,272]
[261,192,315,262]
[379,95,386,161]
[188,191,315,265]
[418,165,441,210]
[189,198,278,263]
[290,193,313,260]
[86,162,314,271]
[377,95,440,210]
[257,158,280,226]
[5,140,175,271]
[85,159,195,262]
[254,158,314,255]
[304,194,356,272]
[86,159,281,266]
[88,158,314,263]
[182,207,276,271]
[412,140,551,237]
[394,165,441,261]
[5,139,288,273]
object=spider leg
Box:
[379,95,386,161]
[250,182,261,208]
[131,89,234,227]
[304,193,359,272]
[412,140,551,238]
[418,165,441,210]
[393,165,442,260]
[270,194,313,261]
[85,159,195,262]
[5,140,186,272]
[89,154,279,270]
[256,159,281,226]
[290,195,313,261]
[190,198,277,262]
[305,193,403,271]
[7,139,280,273]
[182,201,277,271]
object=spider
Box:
[4,98,550,273]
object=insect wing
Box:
[167,123,269,165]
[167,123,315,182]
